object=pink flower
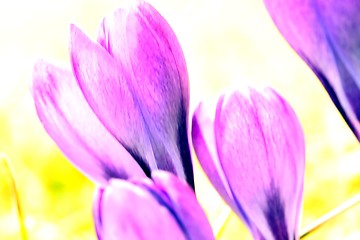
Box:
[32,1,194,187]
[192,88,305,239]
[93,171,214,240]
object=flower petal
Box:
[32,60,145,185]
[249,88,305,238]
[214,88,305,239]
[94,178,186,240]
[313,1,360,135]
[191,102,238,212]
[151,171,215,240]
[264,0,360,140]
[96,2,194,187]
[70,24,158,177]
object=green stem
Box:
[214,206,232,238]
[300,194,360,238]
[1,154,27,240]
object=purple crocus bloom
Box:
[264,0,360,140]
[192,88,305,240]
[93,170,214,240]
[32,1,194,187]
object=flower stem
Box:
[300,194,360,238]
[0,154,27,240]
[214,206,232,237]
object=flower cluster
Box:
[32,0,359,239]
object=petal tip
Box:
[32,60,53,95]
[69,24,88,54]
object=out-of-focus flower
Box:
[264,0,360,140]
[32,1,194,187]
[192,88,305,240]
[93,170,214,240]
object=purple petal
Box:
[70,24,158,177]
[250,88,305,238]
[264,0,360,140]
[214,88,305,239]
[95,178,186,240]
[151,171,215,240]
[191,102,238,212]
[32,61,145,185]
[96,2,194,187]
[315,1,360,135]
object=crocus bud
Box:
[192,88,305,240]
[93,171,214,240]
[32,1,194,187]
[264,0,360,140]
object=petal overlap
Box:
[32,1,194,186]
[95,1,193,186]
[70,25,156,176]
[32,61,145,185]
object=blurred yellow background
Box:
[0,0,359,239]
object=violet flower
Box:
[32,1,194,187]
[264,0,360,140]
[192,88,305,240]
[93,170,214,240]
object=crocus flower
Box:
[192,88,305,240]
[32,1,194,187]
[264,0,360,140]
[93,170,214,240]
